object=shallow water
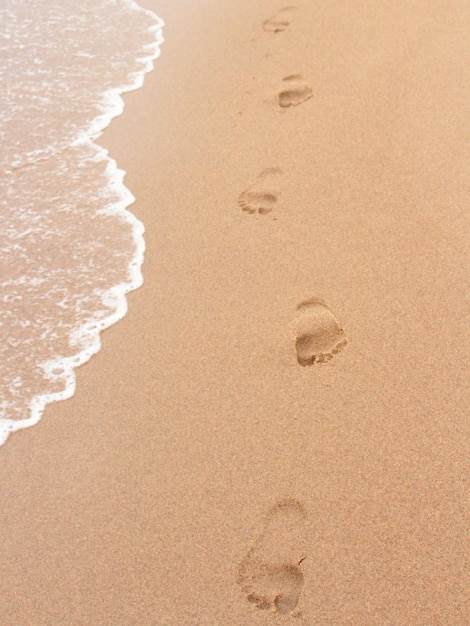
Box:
[0,0,164,445]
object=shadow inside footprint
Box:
[279,75,313,108]
[238,499,307,615]
[238,168,282,215]
[294,298,347,366]
[263,6,297,33]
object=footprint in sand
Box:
[238,168,282,215]
[263,6,297,33]
[238,499,307,615]
[294,298,347,366]
[279,74,313,108]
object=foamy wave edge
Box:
[0,3,164,446]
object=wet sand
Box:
[1,1,469,623]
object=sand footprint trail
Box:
[238,167,283,215]
[263,6,297,34]
[238,500,307,615]
[294,298,347,366]
[236,11,317,619]
[279,74,313,108]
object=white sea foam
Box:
[0,1,164,445]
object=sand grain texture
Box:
[1,0,469,624]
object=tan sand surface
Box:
[1,1,468,624]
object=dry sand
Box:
[1,0,469,624]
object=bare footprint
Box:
[279,75,313,108]
[263,6,297,33]
[238,168,282,215]
[294,298,347,366]
[238,499,307,615]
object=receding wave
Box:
[0,0,164,445]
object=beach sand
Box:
[1,0,468,623]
